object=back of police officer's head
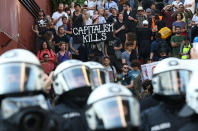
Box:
[152,58,192,104]
[86,83,140,131]
[53,59,92,106]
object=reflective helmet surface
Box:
[152,58,192,96]
[86,83,140,131]
[185,60,198,114]
[84,61,110,89]
[53,59,92,95]
[0,49,45,96]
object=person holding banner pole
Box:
[107,7,118,25]
[104,9,110,21]
[71,3,88,61]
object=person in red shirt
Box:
[161,4,174,29]
[37,41,55,71]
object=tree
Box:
[51,0,85,12]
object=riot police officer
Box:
[52,59,92,131]
[86,83,140,131]
[178,60,198,131]
[0,49,67,131]
[141,58,193,131]
[84,61,110,89]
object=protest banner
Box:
[72,24,114,44]
[141,62,159,80]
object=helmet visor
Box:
[62,65,91,89]
[0,63,43,95]
[92,69,106,87]
[86,96,140,130]
[153,70,192,95]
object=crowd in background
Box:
[32,0,198,99]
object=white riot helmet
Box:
[53,59,92,96]
[152,58,192,96]
[178,60,198,117]
[0,49,45,97]
[84,61,110,89]
[186,71,198,114]
[86,83,140,131]
[183,60,198,114]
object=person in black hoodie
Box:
[141,58,192,131]
[107,7,118,24]
[123,3,137,33]
[136,20,153,63]
[140,80,159,112]
[150,32,170,61]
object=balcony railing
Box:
[18,0,41,18]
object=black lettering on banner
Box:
[72,24,114,44]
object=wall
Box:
[0,0,19,42]
[0,0,51,55]
[35,0,52,15]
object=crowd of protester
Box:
[32,0,198,99]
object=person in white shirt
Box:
[97,0,105,10]
[84,12,93,25]
[98,7,106,24]
[105,0,118,10]
[191,8,198,42]
[103,57,117,82]
[184,0,195,14]
[70,2,75,15]
[87,0,96,17]
[172,0,183,11]
[192,9,198,26]
[52,3,68,30]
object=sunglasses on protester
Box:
[123,66,129,69]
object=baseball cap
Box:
[84,1,88,5]
[146,8,151,13]
[92,15,99,21]
[143,20,148,25]
[137,6,144,11]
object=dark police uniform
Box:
[141,103,190,131]
[53,99,88,131]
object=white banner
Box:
[141,62,159,80]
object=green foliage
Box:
[51,0,85,12]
